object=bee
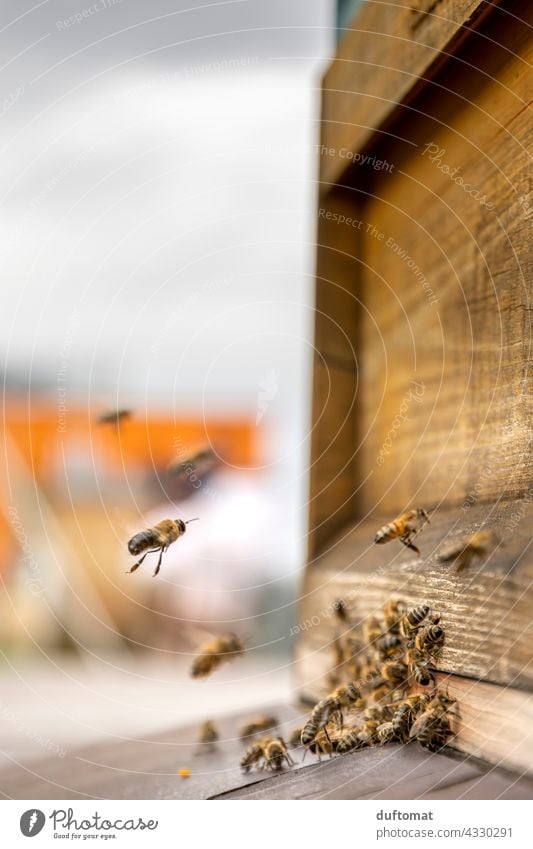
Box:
[97,408,132,425]
[374,508,430,556]
[261,736,295,771]
[383,599,403,634]
[364,704,394,723]
[409,693,456,752]
[333,598,349,621]
[406,647,435,687]
[363,616,382,648]
[167,448,216,477]
[190,633,244,678]
[378,634,403,658]
[337,720,378,753]
[381,660,408,687]
[239,715,278,740]
[301,682,362,746]
[241,736,293,772]
[127,517,199,576]
[309,728,336,758]
[288,726,304,748]
[376,721,395,744]
[400,604,431,638]
[415,622,445,654]
[197,720,219,747]
[437,530,499,573]
[368,675,393,703]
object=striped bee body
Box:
[374,508,430,556]
[126,518,196,576]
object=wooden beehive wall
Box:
[299,0,533,774]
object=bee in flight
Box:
[374,508,430,556]
[190,633,244,679]
[97,408,132,425]
[239,715,279,741]
[167,448,216,477]
[126,517,198,576]
[437,530,499,573]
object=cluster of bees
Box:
[120,496,498,775]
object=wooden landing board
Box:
[214,743,533,800]
[297,503,533,693]
[1,705,531,801]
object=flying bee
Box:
[383,599,403,634]
[97,408,132,425]
[333,598,349,621]
[378,634,403,658]
[374,508,430,556]
[239,715,278,740]
[437,530,499,573]
[406,647,435,687]
[190,633,244,679]
[415,622,445,654]
[409,693,456,752]
[301,682,362,746]
[167,448,216,478]
[381,660,408,687]
[197,720,219,748]
[400,604,431,638]
[126,517,199,576]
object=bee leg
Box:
[152,547,165,577]
[126,548,159,573]
[401,535,420,556]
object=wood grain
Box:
[297,501,533,693]
[319,0,513,187]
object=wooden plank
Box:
[213,743,533,800]
[297,501,533,693]
[319,0,517,187]
[0,704,304,800]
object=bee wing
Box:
[408,712,428,739]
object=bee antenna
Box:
[185,518,200,524]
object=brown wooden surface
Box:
[297,502,533,692]
[1,702,532,801]
[320,0,507,187]
[215,743,533,800]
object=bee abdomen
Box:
[127,529,158,555]
[301,723,317,746]
[374,524,393,544]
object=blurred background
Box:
[0,0,339,763]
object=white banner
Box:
[0,800,530,848]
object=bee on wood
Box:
[301,682,362,746]
[409,693,456,752]
[383,599,403,634]
[239,715,278,740]
[197,720,219,748]
[400,604,431,638]
[437,530,499,573]
[288,726,304,748]
[377,634,403,658]
[241,736,294,772]
[309,728,336,759]
[337,719,379,753]
[374,508,430,556]
[405,647,435,687]
[127,517,198,576]
[190,633,244,679]
[363,615,382,648]
[415,622,445,655]
[97,408,132,425]
[381,660,408,687]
